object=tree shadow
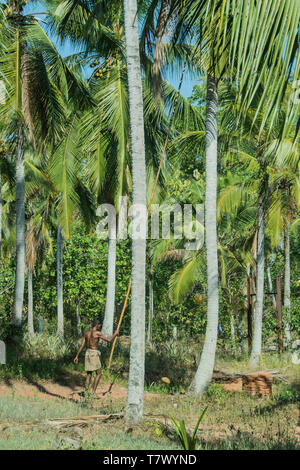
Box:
[24,378,80,403]
[144,348,195,390]
[1,340,85,389]
[197,428,299,450]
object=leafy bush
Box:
[274,385,300,404]
[21,333,74,360]
[206,383,228,403]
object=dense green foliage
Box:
[1,220,300,343]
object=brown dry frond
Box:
[159,248,185,261]
[152,1,170,102]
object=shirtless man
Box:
[74,319,119,396]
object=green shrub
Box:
[21,333,74,360]
[206,383,228,403]
[274,385,300,404]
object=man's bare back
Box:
[85,329,102,350]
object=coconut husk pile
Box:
[242,372,272,397]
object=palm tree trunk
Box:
[0,168,2,258]
[57,225,64,337]
[27,270,34,336]
[173,327,177,341]
[266,258,276,308]
[249,196,265,366]
[102,226,117,337]
[13,124,25,326]
[147,262,154,343]
[284,227,291,345]
[76,302,82,337]
[152,0,169,99]
[237,313,246,355]
[230,313,236,347]
[124,0,147,425]
[189,73,219,395]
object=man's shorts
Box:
[85,349,101,371]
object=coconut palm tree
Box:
[266,159,300,345]
[0,137,14,258]
[166,75,299,373]
[47,0,200,343]
[0,1,91,328]
[23,175,56,336]
[122,0,147,426]
[187,71,219,393]
[148,0,296,380]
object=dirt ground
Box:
[0,377,159,402]
[0,373,244,402]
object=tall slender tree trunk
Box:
[173,327,177,341]
[0,168,2,258]
[229,290,237,349]
[124,0,147,425]
[230,313,236,347]
[266,258,276,308]
[102,225,117,337]
[246,264,253,351]
[237,313,246,355]
[27,269,34,336]
[152,0,169,99]
[284,227,291,345]
[189,73,219,395]
[57,225,64,337]
[13,125,25,326]
[76,303,82,338]
[147,262,154,343]
[247,276,253,350]
[276,274,283,352]
[249,196,265,366]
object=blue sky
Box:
[21,1,197,98]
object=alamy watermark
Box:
[96,198,204,250]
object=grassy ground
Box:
[0,395,181,450]
[0,382,298,450]
[0,333,299,450]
